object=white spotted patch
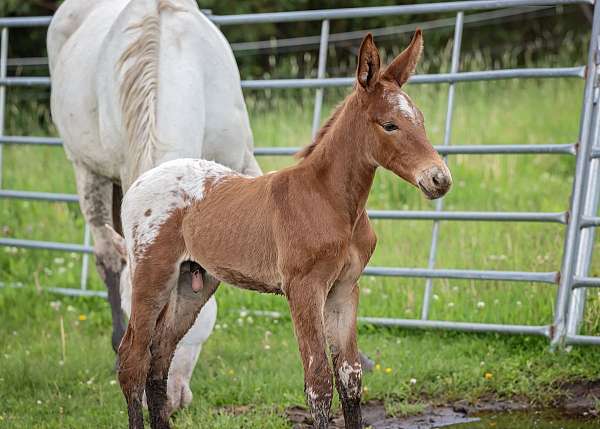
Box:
[338,361,362,397]
[121,158,241,266]
[306,386,320,402]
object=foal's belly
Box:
[206,265,283,295]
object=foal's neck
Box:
[302,95,376,225]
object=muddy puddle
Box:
[453,411,600,428]
[287,401,599,429]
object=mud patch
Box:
[286,401,479,429]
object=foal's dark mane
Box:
[295,99,348,160]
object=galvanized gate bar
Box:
[0,237,94,253]
[2,138,576,155]
[0,189,79,202]
[580,216,600,227]
[0,188,571,222]
[359,317,550,336]
[0,28,8,188]
[572,276,600,288]
[566,334,600,345]
[367,210,567,222]
[0,67,586,89]
[0,136,63,145]
[363,267,558,283]
[551,4,600,348]
[422,12,464,320]
[253,144,578,156]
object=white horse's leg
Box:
[167,295,217,412]
[73,162,126,352]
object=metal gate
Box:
[0,0,598,348]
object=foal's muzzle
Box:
[417,165,452,199]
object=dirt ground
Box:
[284,380,600,429]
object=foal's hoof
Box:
[359,351,375,372]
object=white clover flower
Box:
[477,301,485,308]
[433,294,439,301]
[53,257,65,265]
[409,378,417,385]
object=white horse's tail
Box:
[117,0,181,189]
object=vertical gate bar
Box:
[421,12,464,320]
[0,28,9,188]
[565,101,600,337]
[552,4,600,348]
[80,223,91,291]
[312,19,330,139]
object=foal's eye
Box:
[382,122,399,132]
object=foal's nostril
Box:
[432,172,443,186]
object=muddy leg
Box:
[325,283,362,429]
[73,163,126,352]
[146,264,220,429]
[286,281,333,429]
[117,258,178,429]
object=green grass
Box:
[2,78,600,428]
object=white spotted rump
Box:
[122,158,238,262]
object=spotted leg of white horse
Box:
[166,296,217,412]
[73,163,126,352]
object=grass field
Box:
[2,78,600,428]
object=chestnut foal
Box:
[117,30,451,429]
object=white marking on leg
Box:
[338,360,362,397]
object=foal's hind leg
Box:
[72,163,126,352]
[145,263,220,429]
[118,254,181,429]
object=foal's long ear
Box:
[356,33,380,91]
[382,29,423,87]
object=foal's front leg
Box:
[325,283,362,429]
[286,281,333,429]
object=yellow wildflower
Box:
[384,367,392,374]
[374,364,381,371]
[78,314,87,321]
[484,372,493,380]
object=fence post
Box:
[552,3,600,349]
[0,27,8,188]
[312,19,330,139]
[564,51,600,339]
[80,224,91,290]
[421,12,464,320]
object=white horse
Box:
[48,0,261,411]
